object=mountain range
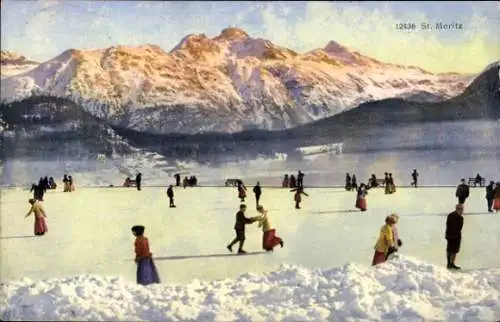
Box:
[1,27,474,134]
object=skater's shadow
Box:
[311,210,358,215]
[0,235,37,239]
[153,251,267,261]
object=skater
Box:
[131,225,161,285]
[48,177,57,189]
[384,173,390,194]
[237,180,247,202]
[175,173,181,187]
[282,174,289,188]
[297,170,305,188]
[474,173,483,187]
[388,173,396,193]
[289,174,296,188]
[69,176,75,191]
[351,174,358,191]
[30,183,44,201]
[166,185,176,208]
[455,179,470,205]
[290,186,309,209]
[369,174,379,188]
[253,182,262,208]
[386,214,403,260]
[25,198,48,236]
[486,181,495,212]
[255,205,284,252]
[226,204,259,254]
[183,176,189,189]
[372,215,397,266]
[411,169,419,187]
[63,174,70,192]
[355,183,368,211]
[345,173,352,191]
[493,182,500,212]
[136,173,142,191]
[445,204,464,270]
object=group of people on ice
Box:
[30,176,57,201]
[62,174,76,192]
[282,170,305,189]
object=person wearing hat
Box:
[226,204,259,254]
[166,185,176,208]
[25,198,48,236]
[131,225,160,285]
[255,205,284,252]
[386,214,403,260]
[372,215,397,266]
[493,182,500,212]
[486,181,495,212]
[445,204,464,270]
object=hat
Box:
[256,205,265,213]
[131,225,145,235]
[385,216,396,224]
[390,213,400,222]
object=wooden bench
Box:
[225,179,240,187]
[468,177,485,187]
[124,179,137,187]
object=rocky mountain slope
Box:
[1,50,39,79]
[0,28,474,134]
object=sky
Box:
[0,0,499,74]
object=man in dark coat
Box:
[445,204,464,270]
[136,173,142,191]
[455,179,469,205]
[411,169,419,188]
[297,170,305,188]
[175,174,181,187]
[30,184,44,201]
[253,182,262,208]
[166,185,176,208]
[226,204,258,254]
[486,181,495,212]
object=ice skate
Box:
[227,245,233,253]
[237,250,247,254]
[280,240,284,248]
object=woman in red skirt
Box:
[256,205,284,252]
[24,198,48,236]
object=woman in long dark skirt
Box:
[131,225,161,285]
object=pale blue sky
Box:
[1,0,499,73]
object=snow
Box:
[1,186,500,321]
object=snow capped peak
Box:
[171,33,211,52]
[323,40,350,56]
[213,27,249,41]
[1,50,39,66]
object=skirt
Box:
[391,184,397,193]
[372,251,386,266]
[356,197,367,211]
[137,257,161,285]
[493,198,500,211]
[262,229,283,251]
[34,216,48,235]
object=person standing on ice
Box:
[237,180,247,202]
[175,173,181,187]
[372,215,397,266]
[255,205,284,252]
[226,204,259,254]
[351,174,358,191]
[345,173,352,191]
[30,183,44,201]
[25,198,48,236]
[282,174,289,188]
[445,204,464,270]
[411,169,419,187]
[68,176,75,191]
[166,185,176,208]
[289,174,296,188]
[486,181,495,212]
[297,170,305,188]
[455,179,470,205]
[131,225,161,285]
[493,182,500,212]
[355,183,368,211]
[291,186,309,209]
[253,182,262,208]
[384,173,390,194]
[385,214,403,260]
[388,173,396,193]
[62,174,70,192]
[136,173,142,191]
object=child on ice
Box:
[256,205,284,252]
[25,198,48,236]
[372,215,397,266]
[131,225,161,285]
[290,186,309,209]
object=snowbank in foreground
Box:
[1,256,499,321]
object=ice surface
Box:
[1,186,500,320]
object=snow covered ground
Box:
[1,186,500,321]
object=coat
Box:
[445,211,463,239]
[253,185,261,196]
[486,184,494,199]
[374,224,394,253]
[257,213,272,232]
[234,210,254,231]
[455,184,469,199]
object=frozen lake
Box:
[2,186,499,284]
